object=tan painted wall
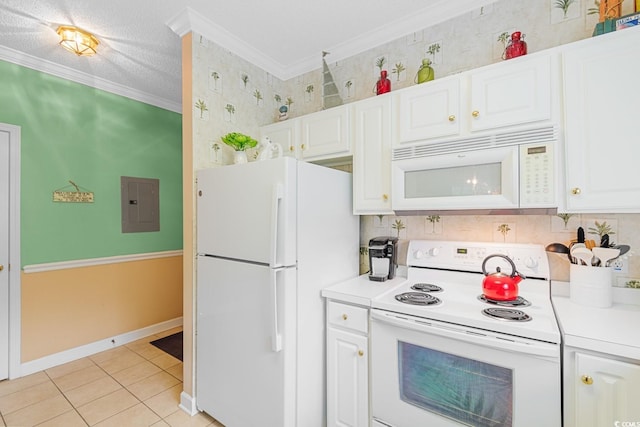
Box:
[21,255,183,362]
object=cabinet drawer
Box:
[327,301,368,334]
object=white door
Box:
[196,157,296,266]
[0,127,10,381]
[196,256,296,427]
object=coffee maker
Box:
[368,236,398,281]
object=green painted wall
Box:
[0,60,183,266]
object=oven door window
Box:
[399,341,513,427]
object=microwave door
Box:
[392,146,519,211]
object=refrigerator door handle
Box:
[270,183,284,268]
[270,267,284,352]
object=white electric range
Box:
[369,240,562,427]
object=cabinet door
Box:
[327,328,368,427]
[396,77,460,145]
[470,54,551,132]
[353,96,393,215]
[563,30,640,212]
[301,106,350,160]
[260,119,300,158]
[574,353,640,427]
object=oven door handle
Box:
[371,309,559,359]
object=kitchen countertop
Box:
[552,281,640,360]
[321,270,407,307]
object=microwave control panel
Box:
[519,142,554,206]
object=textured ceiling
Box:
[0,0,497,113]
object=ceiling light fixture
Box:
[56,25,99,57]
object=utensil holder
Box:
[570,264,613,308]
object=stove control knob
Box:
[524,257,538,269]
[428,248,440,257]
[413,250,424,259]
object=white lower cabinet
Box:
[326,301,369,427]
[564,346,640,427]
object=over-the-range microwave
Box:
[391,125,560,214]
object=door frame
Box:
[1,123,21,379]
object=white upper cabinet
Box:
[470,54,552,131]
[395,53,555,147]
[562,28,640,212]
[352,95,393,215]
[396,77,460,144]
[259,119,300,158]
[260,104,351,162]
[300,105,351,161]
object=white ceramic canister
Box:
[569,264,613,308]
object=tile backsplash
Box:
[360,213,640,285]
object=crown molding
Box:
[167,0,498,81]
[323,0,499,64]
[0,45,181,113]
[167,7,289,80]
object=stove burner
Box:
[478,295,531,307]
[482,307,532,322]
[411,283,443,293]
[395,292,441,306]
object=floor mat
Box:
[150,331,183,361]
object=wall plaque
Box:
[53,180,94,203]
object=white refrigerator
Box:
[196,157,359,427]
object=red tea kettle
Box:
[481,254,525,301]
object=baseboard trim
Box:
[179,391,198,416]
[19,317,183,377]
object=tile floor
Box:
[0,327,223,427]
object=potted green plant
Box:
[221,132,258,164]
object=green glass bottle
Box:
[416,59,434,84]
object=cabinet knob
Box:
[289,145,295,152]
[472,110,480,118]
[342,314,348,321]
[448,115,456,122]
[0,264,3,272]
[581,375,593,385]
[382,194,388,201]
[300,144,306,150]
[571,187,582,195]
[358,350,364,357]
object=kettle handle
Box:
[481,254,523,278]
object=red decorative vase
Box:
[505,31,527,60]
[376,70,391,95]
